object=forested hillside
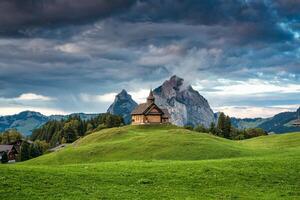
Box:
[31,114,123,147]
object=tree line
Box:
[0,129,23,144]
[19,140,49,162]
[31,113,124,147]
[1,113,124,163]
[185,112,267,140]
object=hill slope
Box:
[1,125,300,199]
[27,125,300,165]
[2,156,299,200]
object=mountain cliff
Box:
[153,75,215,127]
[107,89,138,124]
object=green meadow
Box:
[0,125,299,199]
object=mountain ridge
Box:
[231,108,300,133]
[0,111,101,136]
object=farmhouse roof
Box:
[0,145,14,152]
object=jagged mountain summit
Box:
[153,75,215,127]
[107,89,138,124]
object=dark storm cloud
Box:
[273,0,300,20]
[0,0,299,116]
[123,0,268,24]
[0,0,295,41]
[120,0,293,42]
[0,0,136,35]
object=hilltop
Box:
[26,125,300,165]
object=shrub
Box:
[137,178,153,185]
[194,125,209,133]
[184,125,194,130]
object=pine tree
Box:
[21,142,31,161]
[1,151,9,163]
[194,125,208,133]
[224,116,232,139]
[209,122,217,135]
[106,115,114,128]
[217,112,226,137]
[29,144,40,158]
[86,123,94,132]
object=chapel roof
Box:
[131,103,152,115]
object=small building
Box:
[292,108,300,127]
[0,145,18,162]
[131,90,170,125]
[9,139,33,153]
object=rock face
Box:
[153,75,215,127]
[107,89,138,124]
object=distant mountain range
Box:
[232,108,300,134]
[0,111,99,136]
[0,111,48,136]
[1,75,299,136]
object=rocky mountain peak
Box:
[168,75,184,90]
[107,90,138,124]
[115,89,131,100]
[153,75,215,127]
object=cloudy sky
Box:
[0,0,299,118]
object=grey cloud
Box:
[0,0,136,35]
[0,0,299,115]
[273,0,300,20]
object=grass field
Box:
[0,125,299,199]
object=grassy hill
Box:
[26,125,299,165]
[0,125,299,199]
